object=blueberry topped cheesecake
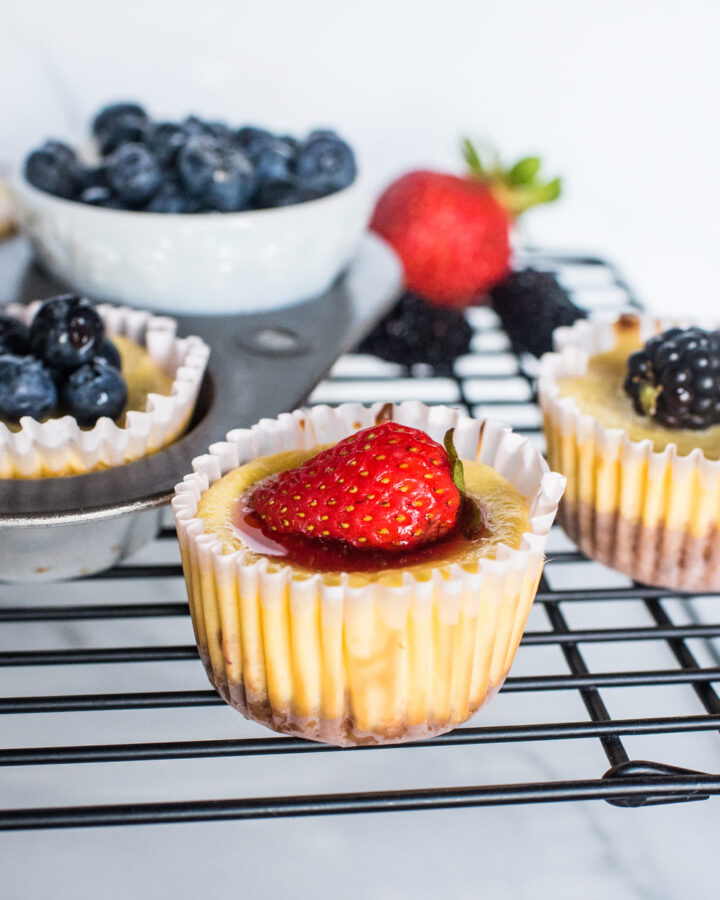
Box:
[539,314,720,590]
[0,294,208,477]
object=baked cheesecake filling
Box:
[557,335,720,459]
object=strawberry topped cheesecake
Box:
[173,403,564,746]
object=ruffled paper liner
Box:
[0,301,209,477]
[538,315,720,591]
[172,402,565,746]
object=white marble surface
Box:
[1,517,718,900]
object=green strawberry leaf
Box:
[443,428,486,539]
[443,428,465,493]
[458,494,486,540]
[537,176,562,202]
[462,138,484,178]
[508,156,541,186]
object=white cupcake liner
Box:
[539,314,720,590]
[0,300,210,477]
[172,401,565,746]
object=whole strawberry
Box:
[371,141,561,308]
[249,422,462,550]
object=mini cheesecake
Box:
[0,300,209,478]
[555,318,720,458]
[173,403,564,747]
[0,335,173,435]
[539,315,720,590]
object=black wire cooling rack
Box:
[1,251,719,830]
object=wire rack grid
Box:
[1,251,719,830]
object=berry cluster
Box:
[624,327,720,430]
[0,295,127,426]
[358,292,472,374]
[24,102,357,213]
[489,268,586,357]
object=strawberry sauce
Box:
[230,498,486,573]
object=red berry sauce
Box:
[230,497,487,573]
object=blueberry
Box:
[80,185,116,206]
[42,140,78,167]
[146,122,187,167]
[295,134,356,194]
[306,129,339,141]
[96,338,122,369]
[178,136,254,211]
[106,143,162,205]
[145,178,198,213]
[59,358,127,426]
[0,314,31,356]
[183,116,232,143]
[99,195,126,209]
[93,103,149,156]
[0,354,57,423]
[278,134,300,152]
[98,118,148,156]
[29,294,106,372]
[24,140,83,199]
[253,177,317,209]
[252,138,295,182]
[78,164,108,189]
[92,102,148,137]
[234,126,275,157]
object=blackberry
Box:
[358,292,471,374]
[489,268,586,357]
[623,327,720,430]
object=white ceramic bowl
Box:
[10,174,373,314]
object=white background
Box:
[1,3,719,898]
[3,0,719,314]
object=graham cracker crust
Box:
[560,501,720,592]
[198,647,504,747]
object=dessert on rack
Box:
[173,402,564,746]
[539,314,720,590]
[0,294,208,477]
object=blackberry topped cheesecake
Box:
[173,403,564,746]
[539,314,720,590]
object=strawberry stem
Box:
[462,137,562,218]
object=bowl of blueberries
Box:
[13,102,370,314]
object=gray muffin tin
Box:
[0,233,401,581]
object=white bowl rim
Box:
[10,168,367,222]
